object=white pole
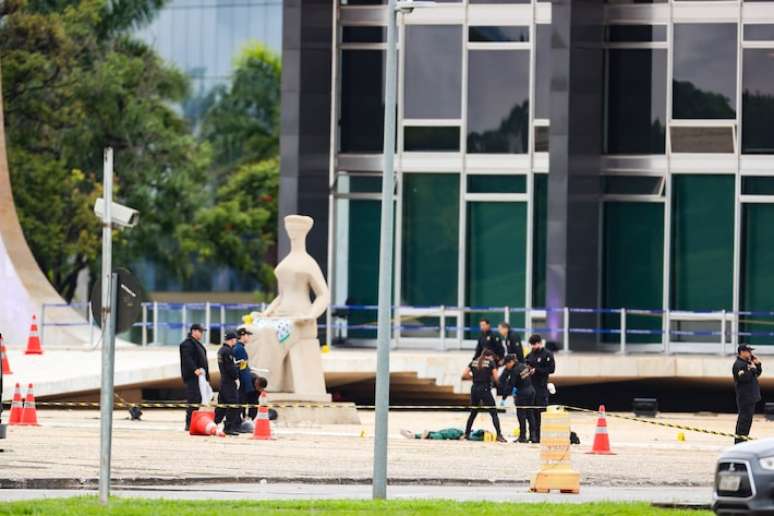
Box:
[373,0,398,499]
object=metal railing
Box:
[38,302,774,352]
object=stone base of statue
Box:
[265,392,360,425]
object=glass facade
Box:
[328,0,774,349]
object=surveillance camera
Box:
[94,198,139,229]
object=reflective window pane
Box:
[467,175,526,193]
[744,24,774,41]
[470,0,529,4]
[606,49,666,154]
[673,24,737,120]
[404,126,460,152]
[535,126,549,152]
[405,26,462,119]
[340,50,385,152]
[602,176,663,195]
[670,126,734,153]
[741,204,774,345]
[742,49,774,154]
[742,177,774,195]
[535,24,551,119]
[606,25,666,43]
[469,26,529,43]
[467,50,530,153]
[342,26,385,43]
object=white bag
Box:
[198,374,214,406]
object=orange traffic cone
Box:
[19,384,39,426]
[1,334,12,374]
[24,315,43,355]
[189,410,218,436]
[8,383,23,425]
[587,405,614,455]
[251,392,273,440]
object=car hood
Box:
[720,438,774,459]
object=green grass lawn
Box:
[0,498,712,515]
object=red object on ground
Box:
[24,315,43,355]
[1,334,12,374]
[251,391,273,440]
[8,382,23,425]
[189,410,218,436]
[587,404,615,455]
[19,383,40,426]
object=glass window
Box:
[606,25,666,43]
[405,26,462,119]
[342,26,385,43]
[742,49,774,155]
[673,24,737,120]
[535,126,549,152]
[743,177,774,195]
[602,176,663,195]
[741,204,774,345]
[469,26,529,43]
[744,24,774,41]
[401,174,460,306]
[349,176,383,193]
[671,175,734,311]
[347,198,381,338]
[603,202,664,343]
[466,202,527,331]
[404,127,460,152]
[467,50,530,153]
[532,174,547,307]
[535,24,551,120]
[670,126,734,153]
[340,50,385,152]
[467,175,526,193]
[606,49,667,154]
[470,0,529,4]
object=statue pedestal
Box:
[264,392,360,425]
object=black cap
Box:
[224,331,238,341]
[738,345,755,353]
[237,328,253,336]
[190,323,206,333]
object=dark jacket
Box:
[499,331,525,363]
[218,344,240,386]
[233,342,255,394]
[526,347,555,390]
[469,356,498,386]
[473,330,502,361]
[733,356,762,406]
[499,363,534,398]
[179,335,209,383]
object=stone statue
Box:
[242,215,330,399]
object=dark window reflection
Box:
[744,25,774,41]
[342,0,385,4]
[342,27,385,43]
[673,23,737,120]
[743,49,774,154]
[602,176,663,195]
[534,126,549,152]
[467,175,526,193]
[467,50,529,154]
[469,26,529,42]
[470,0,529,4]
[606,25,666,42]
[743,177,774,195]
[404,126,460,151]
[405,25,462,119]
[606,0,665,3]
[671,127,734,153]
[340,50,384,153]
[535,24,551,120]
[606,49,666,154]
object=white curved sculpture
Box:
[243,215,330,399]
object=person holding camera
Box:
[733,345,762,444]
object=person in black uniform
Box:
[179,323,209,431]
[500,354,537,443]
[497,322,524,364]
[215,332,241,436]
[472,319,503,362]
[525,334,555,443]
[733,345,762,444]
[235,328,258,421]
[462,348,506,442]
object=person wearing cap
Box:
[215,332,241,436]
[235,328,258,422]
[179,323,210,431]
[733,345,763,444]
[525,334,555,443]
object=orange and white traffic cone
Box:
[1,334,12,374]
[251,392,273,440]
[24,315,43,355]
[189,410,218,436]
[587,405,614,455]
[19,383,40,426]
[8,383,23,425]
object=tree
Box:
[1,0,210,300]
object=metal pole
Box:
[440,305,446,351]
[181,304,187,342]
[721,309,727,355]
[563,307,570,352]
[152,301,159,345]
[98,148,115,505]
[504,306,510,325]
[373,0,398,500]
[620,308,626,354]
[205,302,211,345]
[88,301,94,349]
[141,303,148,347]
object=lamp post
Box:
[372,0,436,500]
